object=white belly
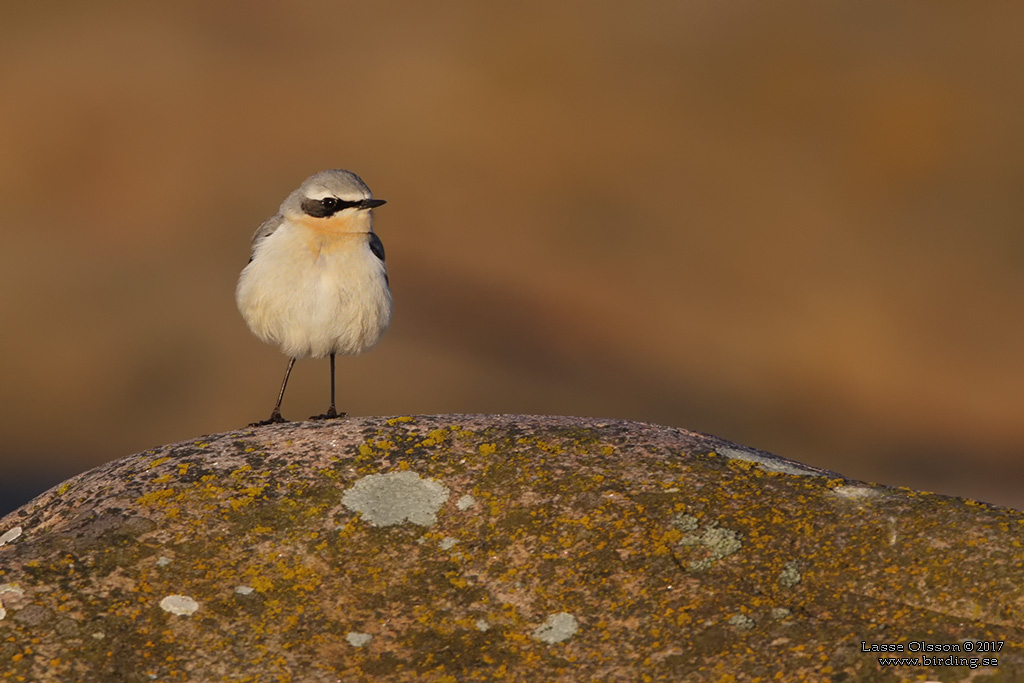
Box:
[235,225,392,359]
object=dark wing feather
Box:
[368,232,386,262]
[368,232,388,286]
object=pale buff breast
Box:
[236,220,392,359]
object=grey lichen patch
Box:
[832,484,883,500]
[0,583,24,619]
[346,632,372,647]
[676,517,743,572]
[439,536,458,550]
[159,594,199,616]
[456,494,477,511]
[235,586,254,595]
[0,584,24,597]
[778,561,802,588]
[0,526,22,546]
[672,514,700,533]
[532,612,579,644]
[475,618,490,632]
[342,471,450,527]
[716,445,821,477]
[729,613,755,630]
[771,607,792,620]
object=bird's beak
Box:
[358,198,386,210]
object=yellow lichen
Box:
[136,489,176,507]
[228,496,254,511]
[249,575,274,593]
[229,465,253,479]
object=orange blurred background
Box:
[2,1,1023,514]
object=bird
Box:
[236,169,392,425]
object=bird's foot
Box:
[249,411,288,427]
[310,407,346,421]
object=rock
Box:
[0,414,1021,681]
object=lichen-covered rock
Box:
[0,415,1022,681]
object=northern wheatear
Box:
[236,169,391,424]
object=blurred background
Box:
[1,1,1022,515]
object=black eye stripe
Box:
[300,197,361,218]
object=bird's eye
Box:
[322,197,339,210]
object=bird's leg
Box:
[250,357,295,426]
[311,352,346,420]
[328,352,338,417]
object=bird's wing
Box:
[368,232,386,262]
[369,232,389,286]
[248,214,284,263]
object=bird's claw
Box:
[249,412,288,427]
[310,408,346,421]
